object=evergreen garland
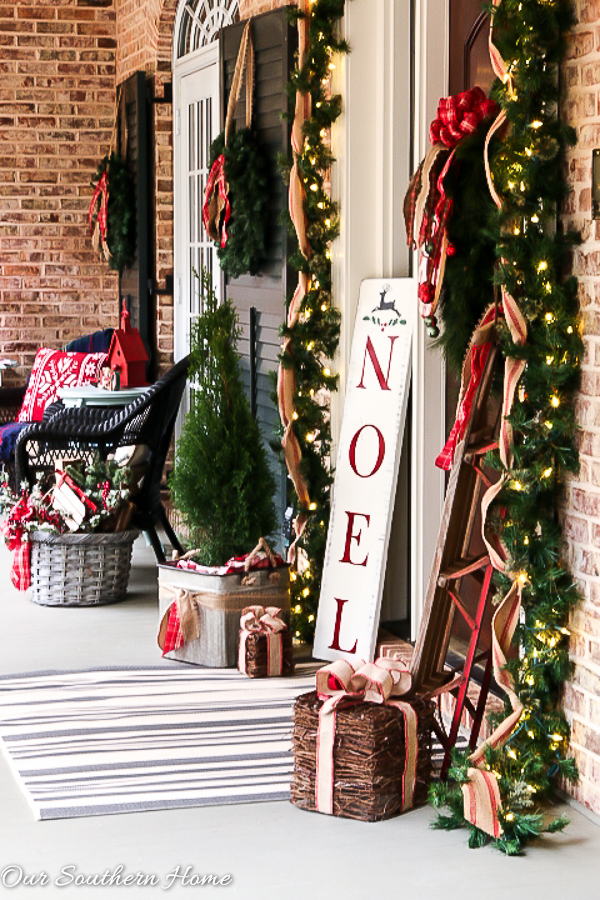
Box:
[279,0,348,643]
[170,271,277,566]
[430,0,582,854]
[208,128,269,278]
[436,128,499,374]
[91,152,136,274]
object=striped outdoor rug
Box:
[0,664,320,820]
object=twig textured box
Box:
[291,691,435,822]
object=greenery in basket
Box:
[0,456,132,541]
[170,270,277,566]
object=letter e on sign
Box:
[313,279,416,663]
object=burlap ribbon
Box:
[276,0,312,563]
[238,605,286,676]
[314,658,417,816]
[458,1,528,838]
[202,19,254,247]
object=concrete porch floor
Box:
[0,536,599,899]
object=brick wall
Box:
[239,0,289,16]
[561,0,600,816]
[0,0,293,386]
[0,0,118,383]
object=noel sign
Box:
[313,279,415,663]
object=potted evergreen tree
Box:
[157,272,287,667]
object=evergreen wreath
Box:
[435,128,499,375]
[89,151,136,274]
[206,128,268,279]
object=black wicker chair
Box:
[14,356,190,563]
[0,329,115,484]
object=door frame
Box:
[173,41,220,368]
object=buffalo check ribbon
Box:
[2,495,34,592]
[436,304,498,471]
[157,587,200,656]
[202,155,231,248]
[238,605,287,677]
[89,169,109,242]
[314,658,416,816]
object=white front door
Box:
[174,46,221,373]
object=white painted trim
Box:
[331,0,449,639]
[172,40,219,368]
[409,0,448,637]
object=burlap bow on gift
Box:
[314,658,417,816]
[238,605,287,676]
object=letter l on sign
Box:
[313,279,416,662]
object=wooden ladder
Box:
[410,344,502,776]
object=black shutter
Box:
[117,72,152,367]
[219,9,297,547]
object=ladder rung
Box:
[438,554,490,586]
[464,439,499,462]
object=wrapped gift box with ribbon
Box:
[291,658,435,822]
[157,539,290,668]
[238,605,294,678]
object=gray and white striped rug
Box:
[0,664,320,820]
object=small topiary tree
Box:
[170,272,277,566]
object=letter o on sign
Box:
[349,424,386,478]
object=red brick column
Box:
[561,0,600,816]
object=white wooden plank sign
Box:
[313,278,416,663]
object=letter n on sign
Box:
[313,279,416,662]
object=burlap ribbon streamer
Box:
[459,2,528,838]
[277,0,312,563]
[238,605,286,676]
[314,658,417,816]
[202,19,254,247]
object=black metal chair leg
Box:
[159,507,184,556]
[145,524,166,564]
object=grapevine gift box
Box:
[157,539,289,668]
[238,605,294,678]
[291,658,435,822]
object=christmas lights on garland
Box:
[430,0,583,854]
[278,0,347,643]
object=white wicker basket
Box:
[30,529,139,607]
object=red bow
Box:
[429,87,499,150]
[202,155,231,248]
[89,170,109,241]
